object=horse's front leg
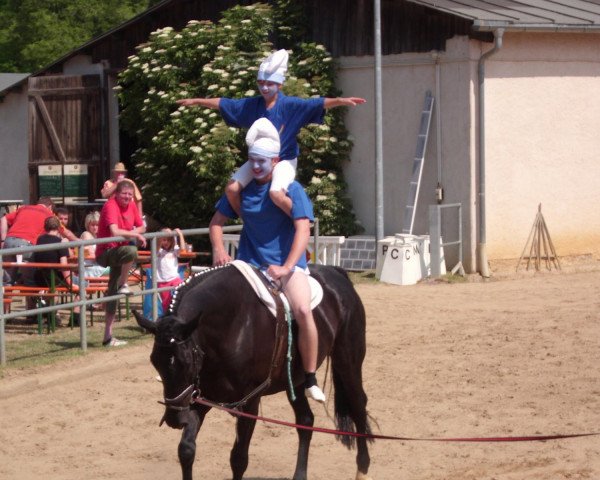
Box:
[287,384,315,480]
[230,398,259,480]
[179,406,209,480]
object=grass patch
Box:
[441,273,467,284]
[0,316,149,375]
[348,270,378,285]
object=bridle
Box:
[155,335,204,424]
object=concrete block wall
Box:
[340,235,377,271]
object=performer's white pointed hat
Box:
[257,49,288,84]
[246,118,280,158]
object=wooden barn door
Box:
[28,75,106,204]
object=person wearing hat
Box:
[101,162,144,216]
[177,49,365,217]
[209,118,326,403]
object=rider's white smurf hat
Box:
[256,49,288,84]
[246,118,280,158]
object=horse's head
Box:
[133,310,203,429]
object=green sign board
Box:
[64,164,88,202]
[38,165,63,202]
[38,164,89,203]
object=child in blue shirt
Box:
[177,49,365,217]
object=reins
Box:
[157,284,291,413]
[157,263,306,415]
[193,281,291,410]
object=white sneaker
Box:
[117,284,133,295]
[306,385,326,403]
[103,337,127,347]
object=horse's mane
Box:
[168,264,232,314]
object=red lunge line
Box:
[194,397,599,443]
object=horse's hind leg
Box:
[287,383,315,480]
[179,407,207,480]
[230,398,259,480]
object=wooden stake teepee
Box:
[516,204,561,272]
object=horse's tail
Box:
[332,368,373,449]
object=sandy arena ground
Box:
[1,260,599,480]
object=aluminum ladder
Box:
[402,91,434,234]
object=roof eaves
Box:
[472,20,600,32]
[0,73,31,98]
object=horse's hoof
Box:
[356,471,373,480]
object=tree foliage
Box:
[0,0,151,72]
[118,2,363,236]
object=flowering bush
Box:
[117,2,362,236]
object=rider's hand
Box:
[267,265,291,281]
[212,249,231,267]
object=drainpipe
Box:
[432,51,443,203]
[477,28,504,278]
[374,0,384,243]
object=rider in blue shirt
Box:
[209,118,326,403]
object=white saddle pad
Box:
[231,260,323,318]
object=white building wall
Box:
[0,90,30,202]
[337,32,600,271]
[484,32,600,259]
[337,36,478,271]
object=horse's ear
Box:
[133,309,157,334]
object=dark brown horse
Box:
[133,263,372,480]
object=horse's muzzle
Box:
[158,384,195,429]
[160,408,190,429]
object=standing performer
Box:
[209,118,326,402]
[177,49,365,217]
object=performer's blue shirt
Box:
[216,181,314,269]
[219,93,325,160]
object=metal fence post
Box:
[429,203,464,277]
[151,236,158,322]
[429,205,442,277]
[313,218,319,264]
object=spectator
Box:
[177,49,365,217]
[54,206,77,254]
[31,216,78,290]
[156,228,186,312]
[0,196,54,283]
[80,211,109,278]
[101,162,144,217]
[96,180,146,347]
[209,118,325,403]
